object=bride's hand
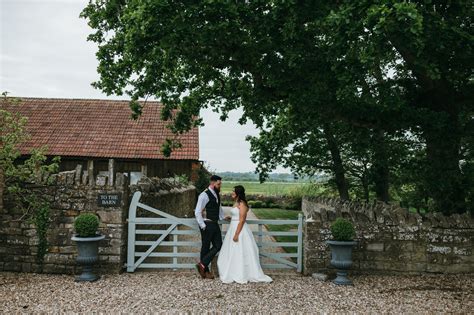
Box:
[233,234,239,242]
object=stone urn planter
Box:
[326,218,357,285]
[72,213,105,282]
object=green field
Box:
[221,181,306,195]
[251,208,302,254]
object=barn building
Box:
[3,97,201,184]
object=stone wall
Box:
[130,177,196,218]
[0,168,196,275]
[303,197,474,275]
[0,168,130,274]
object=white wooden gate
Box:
[127,191,303,272]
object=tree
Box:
[81,1,472,214]
[1,93,60,266]
[248,109,352,200]
[324,1,473,214]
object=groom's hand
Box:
[224,216,231,221]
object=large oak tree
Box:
[81,1,473,214]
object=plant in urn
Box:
[326,218,357,285]
[71,213,105,282]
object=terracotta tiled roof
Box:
[2,97,199,160]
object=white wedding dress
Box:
[217,206,273,284]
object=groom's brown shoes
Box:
[204,271,215,279]
[195,263,206,278]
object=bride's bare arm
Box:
[233,202,248,242]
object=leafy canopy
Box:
[81,2,473,214]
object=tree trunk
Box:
[323,124,350,200]
[392,41,466,214]
[372,129,390,202]
[418,82,466,214]
[424,123,466,214]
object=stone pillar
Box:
[74,164,83,186]
[108,159,115,186]
[141,164,147,177]
[87,160,94,186]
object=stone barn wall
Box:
[303,197,473,275]
[0,168,196,275]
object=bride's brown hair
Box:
[233,185,248,208]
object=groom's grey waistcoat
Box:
[204,189,220,222]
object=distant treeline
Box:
[216,171,322,182]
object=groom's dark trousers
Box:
[200,221,222,271]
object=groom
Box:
[195,175,230,279]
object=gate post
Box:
[297,213,303,273]
[127,191,141,272]
[258,224,263,248]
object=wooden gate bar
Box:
[133,223,177,269]
[127,191,304,272]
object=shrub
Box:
[194,166,211,194]
[267,202,280,209]
[252,200,264,208]
[221,200,233,206]
[247,200,264,208]
[174,174,189,185]
[74,213,100,237]
[284,198,302,210]
[330,218,355,241]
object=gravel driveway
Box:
[1,271,472,314]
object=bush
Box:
[74,213,100,237]
[330,218,355,241]
[174,174,189,185]
[247,200,264,208]
[284,198,302,210]
[266,202,280,209]
[194,166,211,194]
[221,200,234,207]
[252,200,264,208]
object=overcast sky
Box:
[1,0,286,173]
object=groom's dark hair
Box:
[210,175,222,182]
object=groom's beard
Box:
[214,187,220,194]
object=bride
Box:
[217,185,272,284]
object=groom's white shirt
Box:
[195,186,224,229]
